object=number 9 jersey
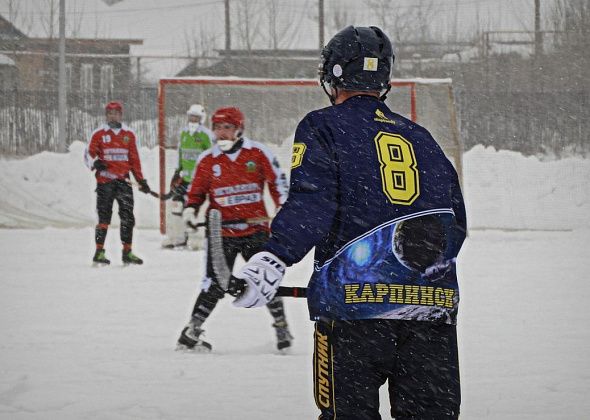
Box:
[264,95,467,324]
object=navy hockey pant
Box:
[314,319,460,420]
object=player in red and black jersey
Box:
[85,101,152,266]
[176,107,292,352]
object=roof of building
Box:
[0,14,27,40]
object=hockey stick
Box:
[125,180,161,199]
[208,209,231,287]
[159,191,174,200]
[208,209,307,298]
[188,215,271,230]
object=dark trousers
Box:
[95,180,135,246]
[314,319,460,420]
[191,231,286,326]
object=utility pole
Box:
[225,0,231,51]
[58,0,66,153]
[319,0,324,49]
[534,0,542,57]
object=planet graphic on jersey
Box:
[392,215,447,273]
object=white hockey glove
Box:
[182,207,198,227]
[232,252,286,308]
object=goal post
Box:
[157,76,462,234]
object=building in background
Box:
[0,14,142,109]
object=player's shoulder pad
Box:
[89,125,107,139]
[244,137,269,152]
[199,125,215,139]
[121,124,137,137]
[243,138,278,161]
[196,147,214,164]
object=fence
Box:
[1,83,588,157]
[457,90,590,156]
[0,87,158,155]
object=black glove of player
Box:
[170,170,186,196]
[138,179,151,194]
[227,276,247,297]
[93,159,107,172]
[170,170,182,188]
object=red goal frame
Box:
[157,77,459,234]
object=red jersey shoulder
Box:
[196,149,216,169]
[90,125,136,146]
[118,125,137,145]
[246,140,279,166]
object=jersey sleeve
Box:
[185,156,211,208]
[87,130,101,161]
[128,132,145,182]
[264,115,338,266]
[449,172,467,255]
[257,144,288,207]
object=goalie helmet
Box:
[187,104,206,121]
[319,25,394,93]
[105,101,123,113]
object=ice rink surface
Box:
[1,142,589,418]
[0,226,589,419]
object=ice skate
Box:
[273,321,293,353]
[92,249,110,266]
[176,321,212,352]
[161,235,188,249]
[122,250,143,265]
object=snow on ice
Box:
[0,143,589,419]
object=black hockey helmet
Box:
[319,25,394,101]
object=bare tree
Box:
[67,1,86,38]
[39,0,59,39]
[327,0,349,35]
[362,0,437,44]
[6,0,34,35]
[264,0,297,49]
[184,18,218,58]
[234,0,262,50]
[549,0,590,50]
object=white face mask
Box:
[188,122,200,133]
[217,139,235,152]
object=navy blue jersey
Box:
[265,95,467,324]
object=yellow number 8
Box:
[291,143,307,169]
[374,132,420,205]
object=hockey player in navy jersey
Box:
[232,26,467,419]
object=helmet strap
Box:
[379,83,392,102]
[320,80,336,105]
[222,137,244,154]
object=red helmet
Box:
[211,107,244,128]
[105,101,123,113]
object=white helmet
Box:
[187,104,206,121]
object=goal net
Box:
[157,77,462,234]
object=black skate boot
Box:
[92,249,110,266]
[122,250,143,265]
[273,321,293,352]
[176,321,212,352]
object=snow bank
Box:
[0,142,588,230]
[463,145,590,230]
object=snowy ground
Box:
[1,144,589,419]
[1,227,589,419]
